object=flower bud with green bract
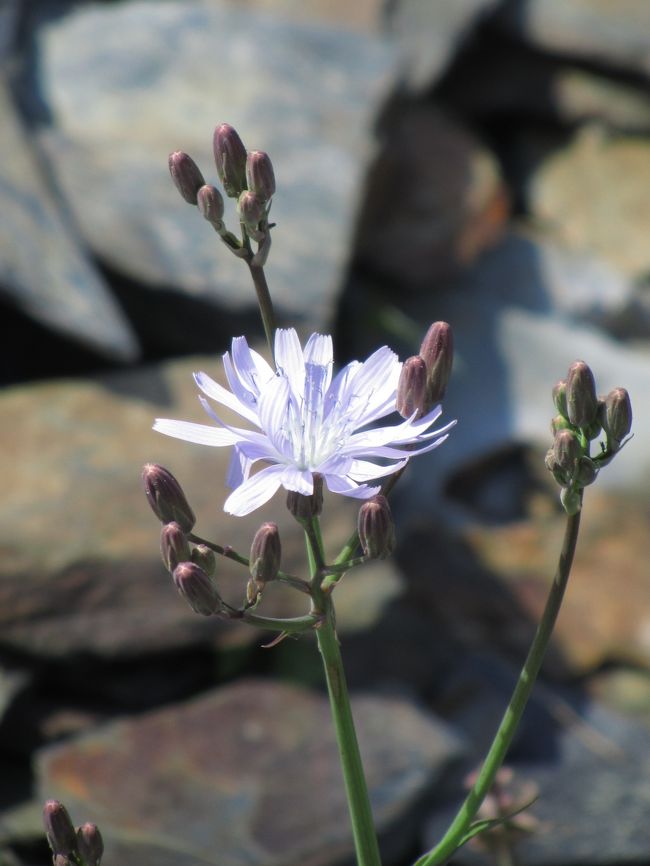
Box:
[246,150,276,201]
[553,429,582,475]
[173,562,221,616]
[43,801,77,858]
[76,823,104,866]
[142,463,196,532]
[191,544,216,576]
[197,184,225,225]
[602,387,632,446]
[575,456,598,487]
[419,321,453,404]
[552,379,568,420]
[250,522,281,584]
[358,495,395,560]
[550,414,572,435]
[168,151,205,205]
[566,360,598,428]
[238,190,265,238]
[287,473,324,522]
[560,486,582,515]
[397,355,428,419]
[213,123,247,198]
[160,522,191,573]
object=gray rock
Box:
[30,0,397,335]
[384,0,501,92]
[35,680,463,866]
[496,0,650,77]
[0,351,400,660]
[0,75,139,362]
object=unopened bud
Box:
[560,486,582,515]
[237,190,265,238]
[553,429,582,474]
[575,456,598,487]
[419,321,453,403]
[43,800,77,857]
[397,356,428,419]
[250,522,282,584]
[76,823,104,866]
[602,387,632,445]
[358,495,395,560]
[552,379,568,420]
[168,151,205,205]
[142,464,195,532]
[173,562,221,616]
[160,522,191,573]
[197,184,225,225]
[191,544,216,576]
[550,414,572,435]
[245,150,276,201]
[566,360,598,428]
[213,123,247,198]
[287,474,323,522]
[54,856,73,866]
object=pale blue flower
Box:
[154,329,455,516]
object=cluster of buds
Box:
[43,800,104,866]
[168,122,275,265]
[397,321,454,420]
[545,361,632,514]
[142,463,222,616]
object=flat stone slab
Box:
[36,679,463,866]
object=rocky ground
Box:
[1,1,649,865]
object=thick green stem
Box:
[305,518,382,866]
[247,262,276,358]
[415,503,583,866]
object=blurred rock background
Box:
[1,1,649,865]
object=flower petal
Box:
[274,328,305,399]
[223,464,285,516]
[281,465,314,495]
[194,370,259,426]
[323,474,380,499]
[153,418,239,447]
[347,457,408,482]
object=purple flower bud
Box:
[250,522,281,584]
[566,360,598,428]
[213,123,247,198]
[197,184,225,225]
[419,321,454,404]
[160,522,191,573]
[142,464,195,532]
[191,544,216,577]
[553,429,582,474]
[602,387,632,445]
[54,856,73,866]
[287,474,323,522]
[76,823,104,866]
[396,355,428,419]
[168,151,205,205]
[173,562,221,616]
[237,190,265,237]
[550,414,572,435]
[552,379,568,420]
[358,495,395,560]
[245,150,276,201]
[574,456,598,487]
[43,800,77,857]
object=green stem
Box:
[305,518,382,866]
[239,611,321,634]
[415,502,583,866]
[247,261,276,358]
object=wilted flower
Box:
[154,329,455,516]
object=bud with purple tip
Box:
[246,150,276,201]
[250,522,282,585]
[396,355,428,419]
[566,360,598,428]
[419,321,454,404]
[76,823,104,866]
[552,379,568,420]
[168,151,205,205]
[43,800,77,858]
[191,544,216,577]
[213,123,247,198]
[358,495,395,560]
[601,387,632,447]
[160,522,191,573]
[552,429,582,475]
[197,184,225,226]
[237,190,266,239]
[287,474,323,522]
[173,562,221,616]
[142,464,196,533]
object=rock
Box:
[27,0,397,338]
[495,0,650,77]
[0,351,400,660]
[221,0,383,31]
[384,0,502,92]
[34,679,463,866]
[0,667,29,727]
[588,667,650,729]
[0,75,139,363]
[354,105,508,292]
[528,125,650,280]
